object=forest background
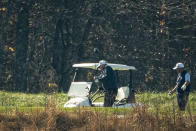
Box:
[0,0,195,93]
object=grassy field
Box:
[0,91,196,130]
[0,91,196,113]
[136,91,196,114]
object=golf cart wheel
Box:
[91,95,104,103]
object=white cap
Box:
[97,60,107,68]
[173,63,184,70]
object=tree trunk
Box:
[0,0,12,90]
[15,2,30,92]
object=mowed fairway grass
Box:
[0,91,196,114]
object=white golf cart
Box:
[64,63,138,108]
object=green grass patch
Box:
[136,91,196,114]
[0,91,196,115]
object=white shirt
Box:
[185,73,190,82]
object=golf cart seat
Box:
[68,82,92,99]
[114,86,129,105]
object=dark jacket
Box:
[176,70,191,94]
[97,65,117,91]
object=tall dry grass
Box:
[0,101,196,131]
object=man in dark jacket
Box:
[94,60,118,107]
[168,62,191,111]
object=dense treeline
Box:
[0,0,195,93]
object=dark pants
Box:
[177,92,189,111]
[104,90,117,107]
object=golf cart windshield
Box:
[68,82,92,98]
[72,63,136,86]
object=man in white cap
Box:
[168,62,191,111]
[94,60,118,107]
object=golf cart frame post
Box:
[127,70,136,103]
[72,68,77,82]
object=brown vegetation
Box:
[0,102,196,131]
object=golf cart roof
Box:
[72,63,136,71]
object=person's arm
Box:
[181,73,190,91]
[94,69,108,82]
[97,70,107,80]
[168,85,177,95]
[183,81,190,86]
